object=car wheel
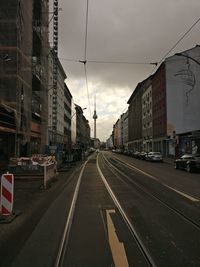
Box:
[186,164,192,173]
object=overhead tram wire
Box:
[150,16,200,74]
[84,0,89,64]
[60,57,158,66]
[80,0,92,120]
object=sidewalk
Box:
[0,161,82,267]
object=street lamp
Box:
[175,53,200,66]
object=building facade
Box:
[127,45,200,157]
[127,81,144,151]
[0,0,49,161]
[165,45,200,156]
[75,105,90,154]
[121,111,129,150]
[142,77,153,152]
[152,64,167,154]
[31,0,49,155]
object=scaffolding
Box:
[0,0,49,160]
[52,0,59,143]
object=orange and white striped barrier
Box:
[0,173,14,216]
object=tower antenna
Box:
[93,94,98,138]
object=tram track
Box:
[54,160,88,267]
[97,154,157,267]
[54,152,200,267]
[55,156,158,267]
[100,153,200,231]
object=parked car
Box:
[138,151,147,160]
[132,151,140,158]
[174,154,200,173]
[146,152,163,162]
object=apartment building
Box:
[75,105,90,152]
[31,0,49,154]
[121,111,129,150]
[113,119,119,148]
[164,45,200,156]
[127,81,144,151]
[127,45,200,156]
[142,77,153,152]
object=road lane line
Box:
[163,184,200,202]
[109,154,200,203]
[110,154,160,182]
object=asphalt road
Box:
[99,151,200,267]
[4,151,200,267]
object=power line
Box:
[80,0,92,122]
[151,16,200,74]
[83,62,92,120]
[59,57,157,65]
[84,0,89,62]
[74,0,92,122]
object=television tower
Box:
[93,95,98,138]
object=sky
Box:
[51,0,200,141]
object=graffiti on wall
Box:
[174,56,196,104]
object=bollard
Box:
[0,172,14,216]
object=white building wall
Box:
[166,46,200,135]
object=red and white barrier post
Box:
[0,172,14,216]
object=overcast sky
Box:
[53,0,200,141]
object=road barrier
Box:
[43,163,57,189]
[0,172,14,216]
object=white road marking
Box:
[110,154,160,182]
[164,185,200,202]
[108,154,200,203]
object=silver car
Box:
[146,152,163,162]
